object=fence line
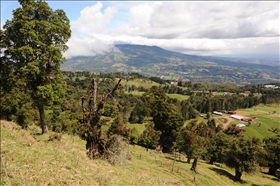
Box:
[0,155,12,186]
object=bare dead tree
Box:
[79,78,122,159]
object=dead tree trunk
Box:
[79,78,122,159]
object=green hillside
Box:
[1,120,279,186]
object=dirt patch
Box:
[213,116,234,129]
[223,117,235,129]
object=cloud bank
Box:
[64,1,279,60]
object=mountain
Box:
[62,44,279,84]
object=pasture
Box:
[233,104,280,138]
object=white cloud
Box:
[64,2,118,58]
[129,2,162,29]
[71,2,118,34]
[64,1,279,60]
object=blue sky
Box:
[1,1,104,23]
[1,1,279,61]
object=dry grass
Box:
[1,120,279,186]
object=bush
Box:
[103,135,131,165]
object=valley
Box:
[62,44,280,85]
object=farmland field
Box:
[167,94,190,101]
[126,78,159,88]
[214,104,280,138]
[236,104,280,138]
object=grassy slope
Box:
[167,94,190,102]
[1,120,279,186]
[123,78,191,101]
[234,104,280,139]
[126,78,159,89]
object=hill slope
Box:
[62,44,279,84]
[1,120,279,186]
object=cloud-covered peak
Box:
[64,1,279,60]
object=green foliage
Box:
[143,86,184,152]
[224,137,263,181]
[175,120,214,163]
[175,128,200,163]
[180,100,197,120]
[223,124,244,137]
[263,135,280,176]
[107,115,130,138]
[0,87,37,126]
[129,99,150,124]
[129,127,140,145]
[2,0,71,133]
[138,122,161,150]
[207,118,223,133]
[205,132,231,164]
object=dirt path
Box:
[222,117,234,129]
[214,116,235,130]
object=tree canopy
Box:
[1,0,71,133]
[263,135,280,176]
[142,86,184,152]
[224,137,263,181]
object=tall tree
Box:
[205,132,230,164]
[263,135,280,176]
[175,120,213,163]
[2,0,71,133]
[143,86,184,152]
[225,137,262,181]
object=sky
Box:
[1,1,279,61]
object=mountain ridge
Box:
[62,44,279,84]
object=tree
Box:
[175,120,212,163]
[263,135,280,176]
[205,132,230,164]
[143,86,184,152]
[2,0,71,133]
[107,115,130,138]
[223,124,244,137]
[175,128,200,163]
[224,137,262,181]
[138,122,161,151]
[129,99,150,124]
[180,100,197,120]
